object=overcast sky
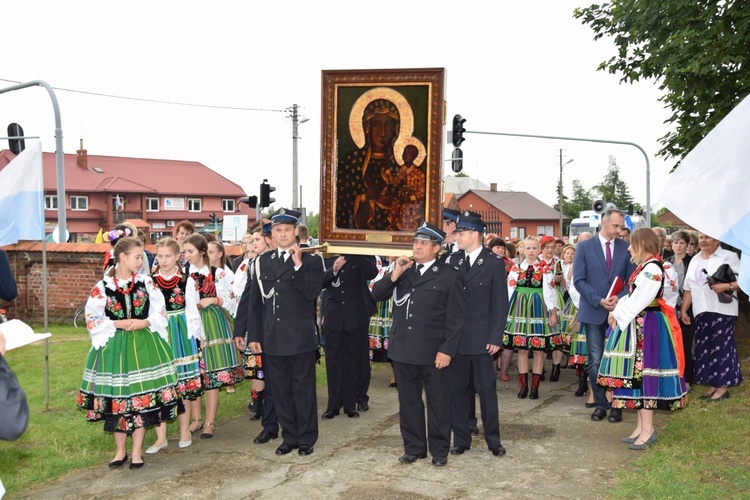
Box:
[2,0,673,216]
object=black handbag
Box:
[705,264,737,304]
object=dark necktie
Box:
[279,250,286,267]
[605,241,612,272]
[415,263,424,282]
[464,252,471,272]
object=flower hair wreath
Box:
[107,227,133,242]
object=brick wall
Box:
[1,243,106,323]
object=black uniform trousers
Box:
[451,353,501,449]
[266,351,318,446]
[357,334,371,405]
[393,361,452,458]
[324,325,368,411]
[261,371,279,434]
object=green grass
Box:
[609,380,750,498]
[0,323,329,496]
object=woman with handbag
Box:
[681,233,742,402]
[666,230,695,390]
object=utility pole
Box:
[559,150,573,238]
[290,104,309,209]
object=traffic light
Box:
[7,123,25,155]
[451,114,466,147]
[259,180,276,208]
[240,195,258,209]
[209,212,217,224]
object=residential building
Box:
[457,184,565,239]
[0,144,256,242]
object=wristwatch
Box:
[729,283,734,293]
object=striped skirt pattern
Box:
[200,305,244,390]
[167,311,204,400]
[77,328,183,432]
[504,287,562,351]
[598,309,688,411]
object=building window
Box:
[146,197,159,212]
[537,225,554,236]
[187,198,202,212]
[70,196,88,211]
[45,195,58,210]
[222,199,235,212]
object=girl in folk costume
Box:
[504,236,561,399]
[183,234,243,439]
[77,237,182,469]
[207,240,239,392]
[231,231,255,305]
[539,235,567,382]
[598,228,688,450]
[145,237,204,453]
[561,244,591,400]
[368,256,397,386]
[102,223,150,277]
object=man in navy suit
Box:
[247,208,324,456]
[573,209,634,422]
[321,255,378,419]
[446,211,508,457]
[372,222,465,467]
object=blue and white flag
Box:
[0,142,45,246]
[657,95,750,293]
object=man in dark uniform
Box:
[446,211,508,458]
[233,221,280,446]
[321,255,378,418]
[246,208,324,456]
[440,208,460,261]
[372,222,465,467]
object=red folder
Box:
[606,276,625,299]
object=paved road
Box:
[22,364,655,499]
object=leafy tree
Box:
[306,211,319,239]
[567,178,596,217]
[594,156,634,210]
[574,1,750,166]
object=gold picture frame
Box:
[319,68,446,256]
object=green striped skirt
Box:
[200,305,244,390]
[167,310,204,400]
[504,287,562,351]
[77,328,183,433]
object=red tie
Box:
[605,241,612,272]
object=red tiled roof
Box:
[460,190,565,221]
[0,149,246,197]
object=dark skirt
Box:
[693,312,743,388]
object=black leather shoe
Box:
[253,430,278,444]
[491,445,507,457]
[468,424,479,436]
[322,409,339,419]
[591,408,607,421]
[344,409,360,418]
[108,453,128,468]
[298,444,314,456]
[357,401,369,412]
[432,456,448,467]
[584,402,596,408]
[450,445,470,455]
[275,443,298,455]
[398,453,427,463]
[129,460,144,469]
[608,408,623,422]
[549,364,561,382]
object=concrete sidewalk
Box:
[22,364,654,499]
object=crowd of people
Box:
[75,208,744,469]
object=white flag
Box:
[657,95,750,292]
[0,142,44,246]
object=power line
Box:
[0,78,285,113]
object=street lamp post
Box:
[559,151,574,238]
[467,129,652,226]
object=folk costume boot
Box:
[574,369,589,397]
[517,373,529,399]
[550,364,561,382]
[249,390,264,421]
[529,373,542,400]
